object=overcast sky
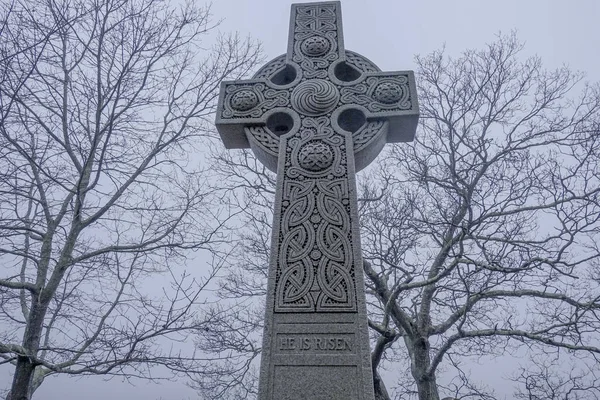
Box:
[3,0,599,399]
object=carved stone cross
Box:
[216,2,418,398]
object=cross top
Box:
[216,1,418,173]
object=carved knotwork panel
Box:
[220,82,290,119]
[291,4,340,79]
[339,74,414,113]
[274,117,356,312]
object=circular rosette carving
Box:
[297,140,334,172]
[367,76,411,110]
[229,89,259,111]
[373,82,404,104]
[291,79,340,116]
[222,83,289,119]
[300,35,331,57]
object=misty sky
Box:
[2,0,599,399]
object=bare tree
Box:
[190,147,275,399]
[511,354,600,400]
[0,0,261,398]
[361,33,600,400]
[197,34,600,400]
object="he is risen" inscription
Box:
[278,335,353,352]
[215,2,418,399]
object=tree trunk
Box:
[415,377,440,400]
[410,336,440,400]
[9,300,47,400]
[8,357,36,400]
[373,370,392,400]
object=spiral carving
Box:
[291,79,340,116]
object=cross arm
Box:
[215,79,291,149]
[339,70,419,143]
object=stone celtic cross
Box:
[215,2,418,398]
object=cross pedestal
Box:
[216,2,418,399]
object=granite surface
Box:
[215,2,419,398]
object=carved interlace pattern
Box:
[222,83,289,119]
[353,121,386,153]
[275,117,356,312]
[373,82,404,104]
[245,126,279,158]
[254,55,287,79]
[230,90,259,111]
[292,5,339,79]
[345,50,380,73]
[301,36,331,57]
[340,75,412,112]
[298,140,334,171]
